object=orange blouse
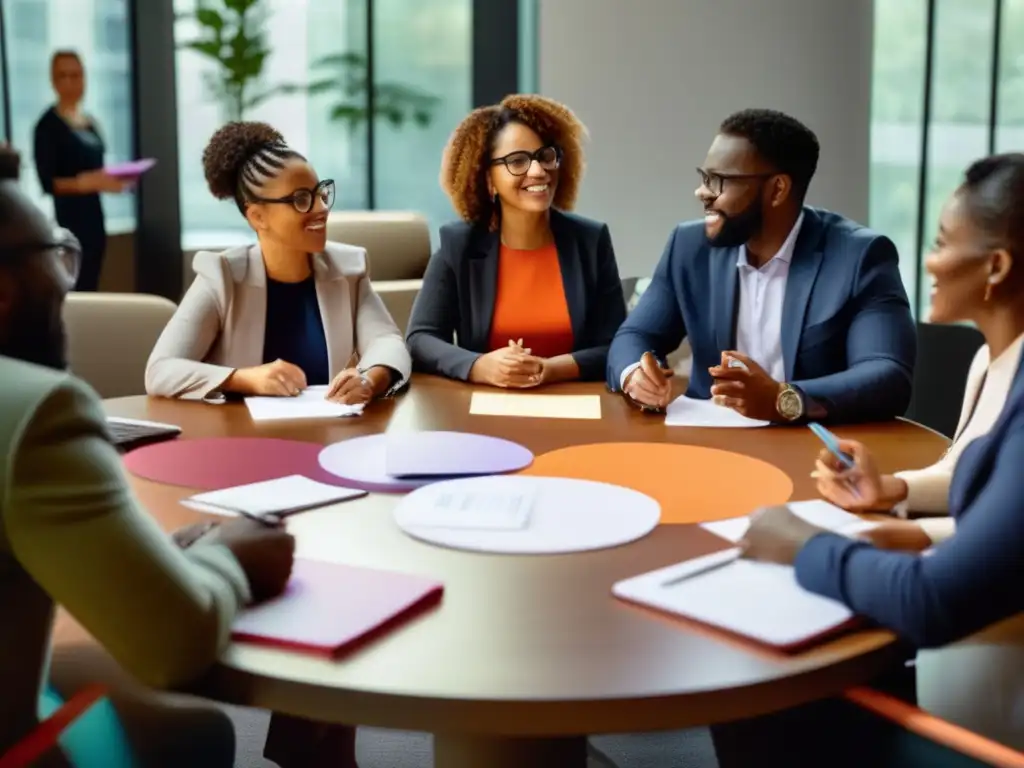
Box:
[487,243,574,358]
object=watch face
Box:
[778,389,802,420]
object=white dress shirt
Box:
[620,213,804,389]
[732,212,804,382]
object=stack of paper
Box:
[245,385,365,422]
[665,396,769,428]
[700,499,877,543]
[181,474,366,518]
[407,486,537,530]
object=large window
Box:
[870,0,1016,318]
[175,0,471,246]
[2,0,134,230]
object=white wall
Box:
[538,0,873,278]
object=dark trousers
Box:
[73,226,107,292]
[709,661,988,767]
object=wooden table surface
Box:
[78,376,948,767]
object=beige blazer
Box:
[145,241,412,401]
[0,356,249,754]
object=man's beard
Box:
[706,197,764,248]
[0,299,67,371]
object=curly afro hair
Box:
[719,109,820,202]
[202,121,304,214]
[440,94,588,230]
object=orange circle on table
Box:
[520,443,794,525]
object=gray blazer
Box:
[145,241,412,401]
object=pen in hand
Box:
[234,509,284,528]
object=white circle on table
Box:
[393,474,661,555]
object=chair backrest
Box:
[63,293,177,399]
[325,211,431,282]
[905,322,985,438]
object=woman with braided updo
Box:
[145,121,410,407]
[406,94,627,388]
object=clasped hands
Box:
[228,358,381,405]
[469,339,550,389]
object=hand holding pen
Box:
[808,430,889,511]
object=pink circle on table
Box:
[317,431,534,493]
[123,437,352,490]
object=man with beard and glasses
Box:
[0,144,296,766]
[607,109,916,424]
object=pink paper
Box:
[105,158,157,178]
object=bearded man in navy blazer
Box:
[607,109,916,424]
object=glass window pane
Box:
[869,0,927,314]
[920,0,996,318]
[3,0,135,232]
[176,0,367,245]
[995,0,1024,152]
[306,0,368,212]
[372,0,471,243]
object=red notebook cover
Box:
[231,559,444,657]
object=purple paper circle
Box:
[123,437,355,490]
[317,431,534,493]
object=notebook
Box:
[181,475,366,518]
[232,559,444,656]
[612,545,858,652]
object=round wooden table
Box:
[104,376,947,768]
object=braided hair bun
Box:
[202,121,286,200]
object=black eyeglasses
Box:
[491,146,562,176]
[0,232,81,287]
[249,179,336,213]
[696,168,776,196]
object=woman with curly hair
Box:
[406,94,627,387]
[145,121,410,407]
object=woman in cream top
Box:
[814,153,1024,750]
[145,121,410,408]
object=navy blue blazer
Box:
[405,210,627,382]
[797,351,1024,648]
[606,207,916,423]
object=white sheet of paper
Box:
[614,551,854,647]
[664,396,769,428]
[244,385,365,422]
[469,392,601,420]
[181,475,366,517]
[408,487,537,530]
[701,499,877,543]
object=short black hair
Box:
[719,108,820,202]
[959,153,1024,255]
[50,49,81,69]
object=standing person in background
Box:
[33,50,131,292]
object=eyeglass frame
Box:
[696,167,777,196]
[0,237,82,288]
[247,178,336,214]
[490,145,563,177]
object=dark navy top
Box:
[795,354,1024,649]
[262,277,330,385]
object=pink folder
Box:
[105,158,157,178]
[231,559,444,657]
